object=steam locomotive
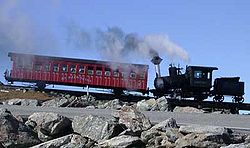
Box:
[151,56,245,103]
[4,52,245,103]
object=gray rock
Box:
[175,133,228,148]
[141,129,165,144]
[85,105,96,109]
[221,143,250,148]
[151,118,178,131]
[179,124,230,135]
[26,112,72,141]
[99,135,145,148]
[112,106,152,133]
[42,98,70,107]
[72,115,124,142]
[156,96,169,111]
[136,99,157,111]
[4,98,41,106]
[165,128,184,143]
[0,108,41,147]
[173,106,204,113]
[98,99,123,110]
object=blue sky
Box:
[0,0,249,102]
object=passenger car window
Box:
[34,63,42,71]
[79,65,85,74]
[130,72,136,79]
[53,64,59,72]
[70,65,76,73]
[104,68,111,76]
[139,73,145,80]
[87,66,94,75]
[96,67,102,76]
[62,64,68,72]
[113,70,119,77]
[45,64,50,71]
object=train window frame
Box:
[104,68,111,77]
[44,64,50,71]
[130,72,136,79]
[61,64,68,73]
[70,65,76,73]
[194,70,208,79]
[87,66,94,75]
[34,63,42,71]
[79,65,85,74]
[53,64,59,72]
[96,67,102,76]
[16,58,24,69]
[113,70,119,77]
[139,73,145,80]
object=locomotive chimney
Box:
[151,56,163,77]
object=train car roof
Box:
[187,65,218,71]
[8,52,149,68]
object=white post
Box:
[86,85,89,96]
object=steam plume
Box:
[66,26,190,63]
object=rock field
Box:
[0,85,250,147]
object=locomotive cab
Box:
[186,66,218,88]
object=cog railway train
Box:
[4,52,245,103]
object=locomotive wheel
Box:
[213,95,224,102]
[232,96,244,103]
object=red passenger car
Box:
[5,52,149,94]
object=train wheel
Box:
[232,96,244,103]
[36,82,46,90]
[213,95,224,102]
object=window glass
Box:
[62,64,68,72]
[104,68,111,76]
[34,63,42,71]
[96,67,102,76]
[79,65,85,74]
[16,58,23,69]
[121,72,126,78]
[130,72,136,79]
[70,65,76,73]
[194,71,202,78]
[53,64,59,72]
[113,70,119,77]
[87,66,94,75]
[139,73,145,80]
[45,64,50,71]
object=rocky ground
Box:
[0,85,250,147]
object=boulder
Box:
[72,115,124,142]
[112,106,151,133]
[156,96,169,111]
[4,98,41,106]
[98,99,123,110]
[99,135,145,148]
[173,106,204,113]
[30,134,95,148]
[165,128,184,143]
[25,112,72,141]
[42,98,70,107]
[0,108,41,147]
[151,118,178,131]
[221,143,250,148]
[179,124,230,135]
[136,99,158,111]
[141,129,165,144]
[175,133,228,148]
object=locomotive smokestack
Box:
[151,56,162,77]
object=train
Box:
[4,52,245,103]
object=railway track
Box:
[2,84,250,113]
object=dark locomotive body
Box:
[151,56,244,102]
